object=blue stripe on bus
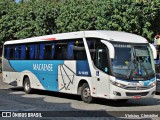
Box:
[8,60,91,91]
[143,77,156,86]
[9,60,64,91]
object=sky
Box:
[15,0,21,3]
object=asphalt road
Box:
[0,77,160,120]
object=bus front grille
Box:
[126,92,149,96]
[124,86,151,90]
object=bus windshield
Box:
[112,43,155,80]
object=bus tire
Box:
[81,83,94,103]
[23,77,32,94]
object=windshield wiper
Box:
[139,60,153,79]
[126,47,137,80]
[126,58,137,80]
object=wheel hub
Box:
[25,82,29,91]
[83,88,90,98]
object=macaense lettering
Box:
[33,64,53,71]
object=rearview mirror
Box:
[149,43,157,59]
[101,40,115,59]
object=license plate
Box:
[133,96,141,99]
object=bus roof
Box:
[4,30,148,45]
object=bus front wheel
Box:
[81,83,94,103]
[23,77,32,94]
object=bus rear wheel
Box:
[81,83,94,103]
[23,77,32,94]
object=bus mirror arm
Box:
[101,40,115,59]
[149,43,157,59]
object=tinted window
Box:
[20,45,26,60]
[35,44,39,60]
[39,44,44,59]
[30,45,36,59]
[87,38,109,73]
[10,46,15,59]
[54,42,68,60]
[97,46,109,73]
[72,39,87,60]
[4,46,10,59]
[44,43,55,60]
[4,39,87,60]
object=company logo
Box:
[33,64,53,71]
[2,112,11,117]
[139,81,144,86]
[1,112,42,118]
[136,86,141,90]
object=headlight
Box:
[157,78,160,82]
[110,81,126,88]
[149,81,156,87]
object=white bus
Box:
[2,30,157,103]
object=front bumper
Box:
[109,84,156,100]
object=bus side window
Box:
[39,44,45,60]
[20,45,26,60]
[73,40,87,60]
[96,46,109,73]
[10,46,15,60]
[15,46,19,60]
[51,43,55,60]
[87,39,109,73]
[35,44,39,60]
[54,42,67,60]
[44,43,55,60]
[29,45,35,60]
[26,45,30,60]
[68,41,74,60]
[4,46,10,59]
[87,39,96,61]
[25,44,39,60]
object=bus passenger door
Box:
[94,47,110,98]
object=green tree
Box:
[0,0,17,42]
[0,0,160,43]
